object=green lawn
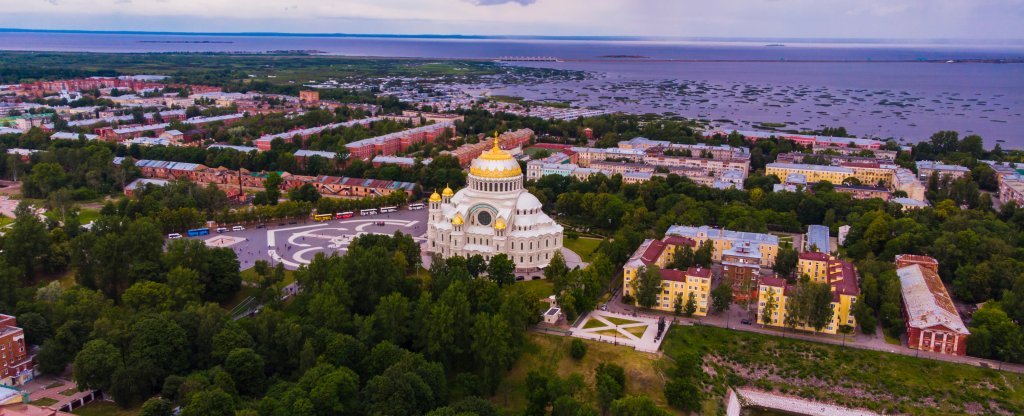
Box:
[491,332,670,412]
[605,316,639,326]
[663,325,1024,415]
[517,278,554,299]
[72,402,139,416]
[240,267,296,285]
[78,208,101,225]
[220,285,257,311]
[60,388,79,397]
[582,318,605,329]
[563,237,602,263]
[32,397,58,407]
[624,326,648,337]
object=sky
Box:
[2,0,1023,40]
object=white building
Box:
[427,135,564,275]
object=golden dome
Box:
[470,131,522,179]
[429,191,441,202]
[442,184,454,197]
[494,217,506,230]
[452,213,464,226]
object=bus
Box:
[335,212,355,219]
[380,206,398,213]
[314,214,333,222]
[407,203,425,210]
[360,208,378,216]
[187,228,210,237]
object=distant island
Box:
[139,40,233,44]
[599,55,649,59]
[765,43,786,47]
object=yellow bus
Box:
[313,214,333,222]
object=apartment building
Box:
[621,236,712,316]
[665,225,779,266]
[757,253,859,335]
[895,254,969,356]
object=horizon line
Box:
[1,27,1022,45]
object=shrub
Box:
[569,339,587,360]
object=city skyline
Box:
[3,0,1024,40]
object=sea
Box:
[2,30,1023,147]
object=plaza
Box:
[187,208,429,270]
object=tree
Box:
[225,348,266,397]
[467,254,488,278]
[212,320,255,363]
[852,298,876,335]
[139,398,174,416]
[180,388,235,416]
[711,283,733,314]
[288,183,321,203]
[595,363,625,412]
[569,338,587,360]
[673,293,683,316]
[683,292,697,317]
[545,251,569,282]
[73,339,123,392]
[471,313,515,393]
[631,266,662,310]
[773,246,799,278]
[693,241,714,267]
[609,396,670,416]
[761,288,777,326]
[5,201,51,277]
[372,292,411,346]
[122,281,174,312]
[262,172,282,205]
[486,253,515,287]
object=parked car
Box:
[232,226,245,232]
[740,319,752,325]
[600,304,608,311]
[216,227,228,233]
[256,223,266,229]
[167,233,182,239]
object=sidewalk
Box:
[608,294,1024,374]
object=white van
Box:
[232,225,245,232]
[167,233,182,239]
[216,227,228,233]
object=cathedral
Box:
[427,134,564,275]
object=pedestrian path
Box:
[570,310,665,353]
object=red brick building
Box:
[896,255,969,356]
[0,315,34,386]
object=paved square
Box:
[571,310,666,353]
[187,208,429,270]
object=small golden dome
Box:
[442,184,454,197]
[452,213,464,226]
[494,217,506,230]
[429,191,441,202]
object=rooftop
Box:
[898,264,969,334]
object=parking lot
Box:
[185,208,429,270]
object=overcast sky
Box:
[2,0,1023,40]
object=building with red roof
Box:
[622,236,710,316]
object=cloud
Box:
[465,0,537,6]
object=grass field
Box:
[517,278,554,299]
[220,285,257,311]
[663,325,1024,415]
[563,237,602,263]
[240,267,296,285]
[32,397,58,407]
[491,332,670,412]
[72,402,139,416]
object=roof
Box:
[208,144,259,153]
[666,225,779,246]
[662,235,696,248]
[917,160,969,173]
[805,225,830,252]
[50,132,97,140]
[125,178,170,191]
[799,251,831,262]
[640,239,667,265]
[294,149,339,159]
[767,162,854,174]
[897,264,969,334]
